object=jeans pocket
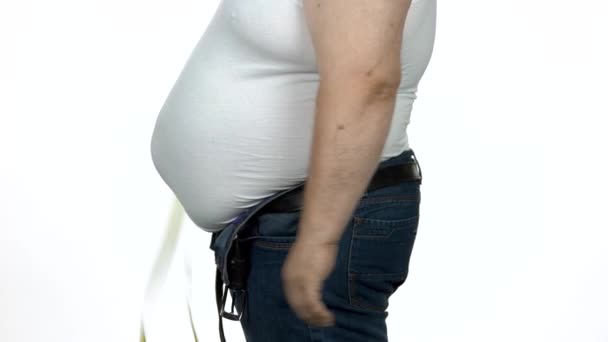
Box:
[348,273,408,313]
[347,202,420,312]
[251,211,300,250]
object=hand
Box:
[281,235,338,327]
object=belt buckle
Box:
[220,285,245,321]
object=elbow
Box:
[365,65,402,99]
[356,74,402,104]
[368,76,401,101]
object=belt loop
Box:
[411,149,422,181]
[412,154,422,180]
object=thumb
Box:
[304,288,335,327]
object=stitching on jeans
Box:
[353,226,414,239]
[357,195,420,208]
[353,214,419,227]
[349,276,356,307]
[348,271,407,278]
[349,274,389,312]
[351,295,387,312]
[254,239,294,250]
[347,220,355,306]
[349,275,387,312]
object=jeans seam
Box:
[348,274,393,313]
[347,219,355,306]
[307,325,323,342]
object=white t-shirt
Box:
[150,0,437,233]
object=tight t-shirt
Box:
[150,0,437,232]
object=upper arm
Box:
[303,0,412,87]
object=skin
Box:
[281,0,413,328]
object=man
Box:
[149,0,436,340]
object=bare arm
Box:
[282,0,413,327]
[297,0,412,244]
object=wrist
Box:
[296,226,341,247]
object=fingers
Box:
[281,266,335,327]
[283,278,336,327]
[280,238,339,327]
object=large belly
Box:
[150,69,318,232]
[150,0,436,232]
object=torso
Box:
[150,0,436,232]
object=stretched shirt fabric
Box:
[150,0,437,233]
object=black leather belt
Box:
[258,161,422,215]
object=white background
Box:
[1,0,607,341]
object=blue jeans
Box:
[231,148,422,342]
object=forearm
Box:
[297,79,399,244]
